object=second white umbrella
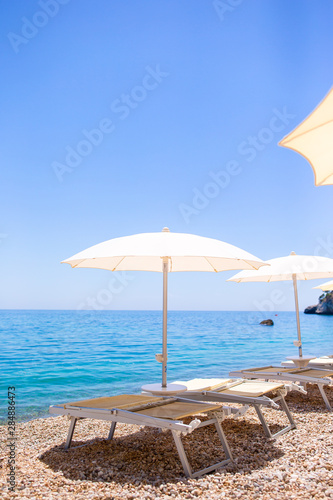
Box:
[228,252,333,358]
[313,280,333,292]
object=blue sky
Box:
[1,0,333,311]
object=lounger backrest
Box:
[295,368,333,378]
[174,378,232,391]
[217,380,284,397]
[244,366,294,373]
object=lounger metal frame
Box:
[229,366,333,411]
[177,379,297,439]
[49,397,241,478]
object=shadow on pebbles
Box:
[0,384,332,499]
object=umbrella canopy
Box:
[279,87,333,186]
[228,252,333,357]
[63,227,267,390]
[62,228,267,272]
[314,280,333,292]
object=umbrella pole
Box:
[292,274,302,357]
[162,259,168,387]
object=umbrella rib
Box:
[318,172,333,185]
[281,118,333,144]
[71,259,86,268]
[245,259,265,270]
[111,256,125,271]
[204,257,218,272]
[71,256,125,271]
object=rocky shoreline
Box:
[1,385,332,500]
[305,291,333,315]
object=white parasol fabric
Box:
[279,87,333,186]
[62,228,267,273]
[63,227,267,390]
[313,280,333,292]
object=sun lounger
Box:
[229,366,333,411]
[173,378,299,439]
[49,393,245,478]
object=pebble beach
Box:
[1,384,332,500]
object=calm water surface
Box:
[1,310,332,422]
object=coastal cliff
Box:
[304,291,333,315]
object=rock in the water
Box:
[260,319,274,325]
[304,292,333,315]
[304,305,318,314]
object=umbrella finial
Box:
[162,227,170,233]
[290,251,296,256]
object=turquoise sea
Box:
[1,310,332,423]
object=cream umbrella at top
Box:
[62,227,268,393]
[279,87,333,186]
[228,252,333,361]
[314,280,333,292]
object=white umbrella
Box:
[62,227,267,391]
[313,280,333,292]
[279,87,333,186]
[228,252,333,358]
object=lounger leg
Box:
[278,394,296,430]
[255,395,296,439]
[172,419,233,479]
[65,417,77,450]
[254,405,272,438]
[108,421,117,440]
[171,430,193,478]
[318,384,332,411]
[214,420,233,461]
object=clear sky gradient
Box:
[1,0,333,311]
